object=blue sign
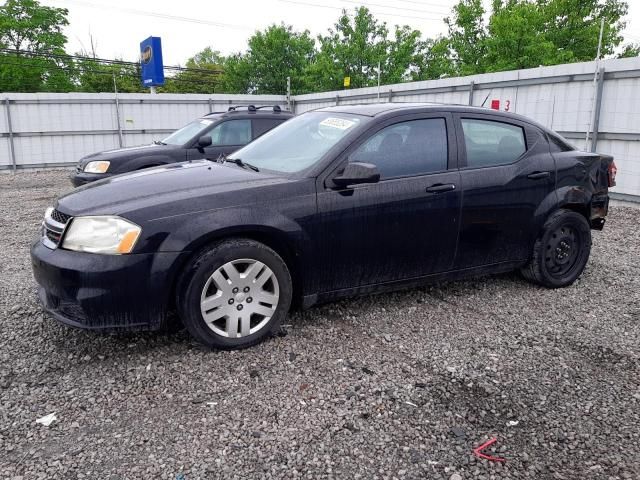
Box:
[140,36,165,87]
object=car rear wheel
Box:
[176,239,292,349]
[521,209,591,288]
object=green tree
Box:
[445,0,488,76]
[618,42,640,58]
[384,25,428,83]
[420,37,456,80]
[310,8,389,91]
[485,0,558,71]
[75,56,144,93]
[223,25,315,94]
[0,0,72,92]
[537,0,628,61]
[163,47,225,94]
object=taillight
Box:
[608,160,617,187]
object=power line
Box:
[0,48,224,75]
[55,0,255,31]
[0,59,220,88]
[341,0,450,15]
[276,0,445,22]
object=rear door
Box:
[187,118,253,161]
[453,113,556,269]
[313,112,461,292]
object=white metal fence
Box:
[2,57,640,199]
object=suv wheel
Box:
[177,239,292,349]
[521,209,591,288]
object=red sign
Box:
[490,99,500,110]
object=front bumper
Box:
[31,240,183,331]
[70,170,113,187]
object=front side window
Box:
[228,112,365,173]
[349,118,448,179]
[162,119,214,146]
[461,118,526,168]
[209,120,252,146]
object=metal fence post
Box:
[388,89,393,103]
[335,95,340,106]
[4,98,16,171]
[208,98,213,112]
[590,67,605,152]
[113,95,124,148]
[468,81,475,106]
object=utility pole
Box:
[113,72,124,148]
[377,61,381,101]
[586,17,605,150]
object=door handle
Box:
[426,183,456,193]
[527,171,551,180]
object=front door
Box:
[453,114,557,269]
[314,113,461,293]
[187,119,252,161]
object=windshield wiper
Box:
[153,140,167,145]
[224,157,260,172]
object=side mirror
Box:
[332,162,380,188]
[197,135,212,148]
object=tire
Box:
[176,238,293,349]
[521,209,591,288]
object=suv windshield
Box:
[162,119,215,146]
[228,112,365,173]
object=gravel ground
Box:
[1,170,639,480]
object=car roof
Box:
[316,102,543,125]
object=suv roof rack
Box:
[226,105,285,113]
[228,105,257,112]
[255,105,283,113]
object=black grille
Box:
[51,209,71,225]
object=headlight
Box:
[62,216,141,254]
[84,161,110,173]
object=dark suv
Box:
[33,103,616,349]
[70,105,293,186]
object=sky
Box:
[38,0,640,67]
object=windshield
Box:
[228,112,365,173]
[162,119,215,145]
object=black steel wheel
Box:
[521,209,591,288]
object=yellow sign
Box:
[343,76,351,88]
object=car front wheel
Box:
[177,239,292,349]
[521,209,592,288]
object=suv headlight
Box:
[84,161,110,173]
[62,216,141,254]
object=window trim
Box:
[321,112,457,188]
[454,113,530,170]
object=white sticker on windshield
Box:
[320,117,356,130]
[200,120,214,125]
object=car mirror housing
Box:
[197,135,213,148]
[332,162,381,188]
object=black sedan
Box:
[32,103,616,349]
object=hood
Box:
[57,160,287,219]
[78,143,182,165]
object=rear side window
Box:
[252,119,286,139]
[209,119,252,146]
[461,119,526,168]
[548,133,575,153]
[349,118,448,179]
